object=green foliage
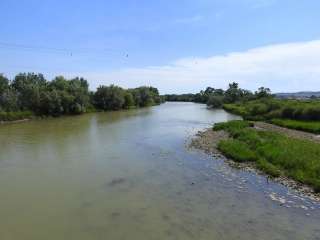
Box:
[207,95,224,108]
[164,83,272,109]
[215,121,320,192]
[218,139,257,162]
[255,87,271,99]
[11,73,46,112]
[271,119,320,134]
[256,159,281,177]
[164,93,195,102]
[0,88,19,112]
[224,82,242,103]
[94,85,125,110]
[124,92,135,109]
[0,73,162,121]
[164,87,226,104]
[93,85,162,111]
[213,120,253,134]
[223,104,247,116]
[223,98,320,123]
[0,74,9,94]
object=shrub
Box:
[248,103,268,116]
[281,106,295,119]
[207,96,224,108]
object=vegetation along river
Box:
[0,102,319,240]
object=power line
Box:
[0,42,69,53]
[0,41,125,56]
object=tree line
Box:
[0,73,164,121]
[164,82,272,107]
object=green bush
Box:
[223,104,247,116]
[248,103,268,116]
[281,106,295,119]
[207,95,224,108]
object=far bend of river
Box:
[0,102,319,240]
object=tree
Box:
[0,74,9,94]
[137,87,155,107]
[124,92,134,109]
[255,87,271,99]
[49,76,69,91]
[1,72,163,119]
[207,95,224,108]
[224,82,242,103]
[11,73,47,112]
[48,76,90,114]
[94,85,125,110]
[0,88,19,111]
[39,90,63,116]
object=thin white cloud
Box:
[79,39,320,94]
[174,15,204,24]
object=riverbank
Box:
[254,121,320,143]
[0,118,31,124]
[190,121,320,202]
[0,103,163,124]
[223,98,320,134]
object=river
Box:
[0,102,319,239]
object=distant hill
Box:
[276,91,320,99]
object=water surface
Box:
[0,102,319,239]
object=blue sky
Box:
[1,0,320,93]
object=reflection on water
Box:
[0,102,319,240]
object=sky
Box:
[1,0,320,94]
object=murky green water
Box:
[0,102,319,240]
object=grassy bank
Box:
[223,98,320,133]
[270,119,320,134]
[214,120,320,192]
[223,99,320,121]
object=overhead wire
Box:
[0,41,127,57]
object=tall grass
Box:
[270,119,320,134]
[223,99,320,133]
[223,99,320,121]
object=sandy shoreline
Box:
[0,118,31,125]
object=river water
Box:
[0,102,319,240]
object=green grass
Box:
[218,139,257,162]
[223,98,320,134]
[223,104,248,117]
[0,111,33,121]
[223,98,320,122]
[215,120,320,192]
[213,120,253,133]
[270,119,320,134]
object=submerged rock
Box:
[107,177,126,187]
